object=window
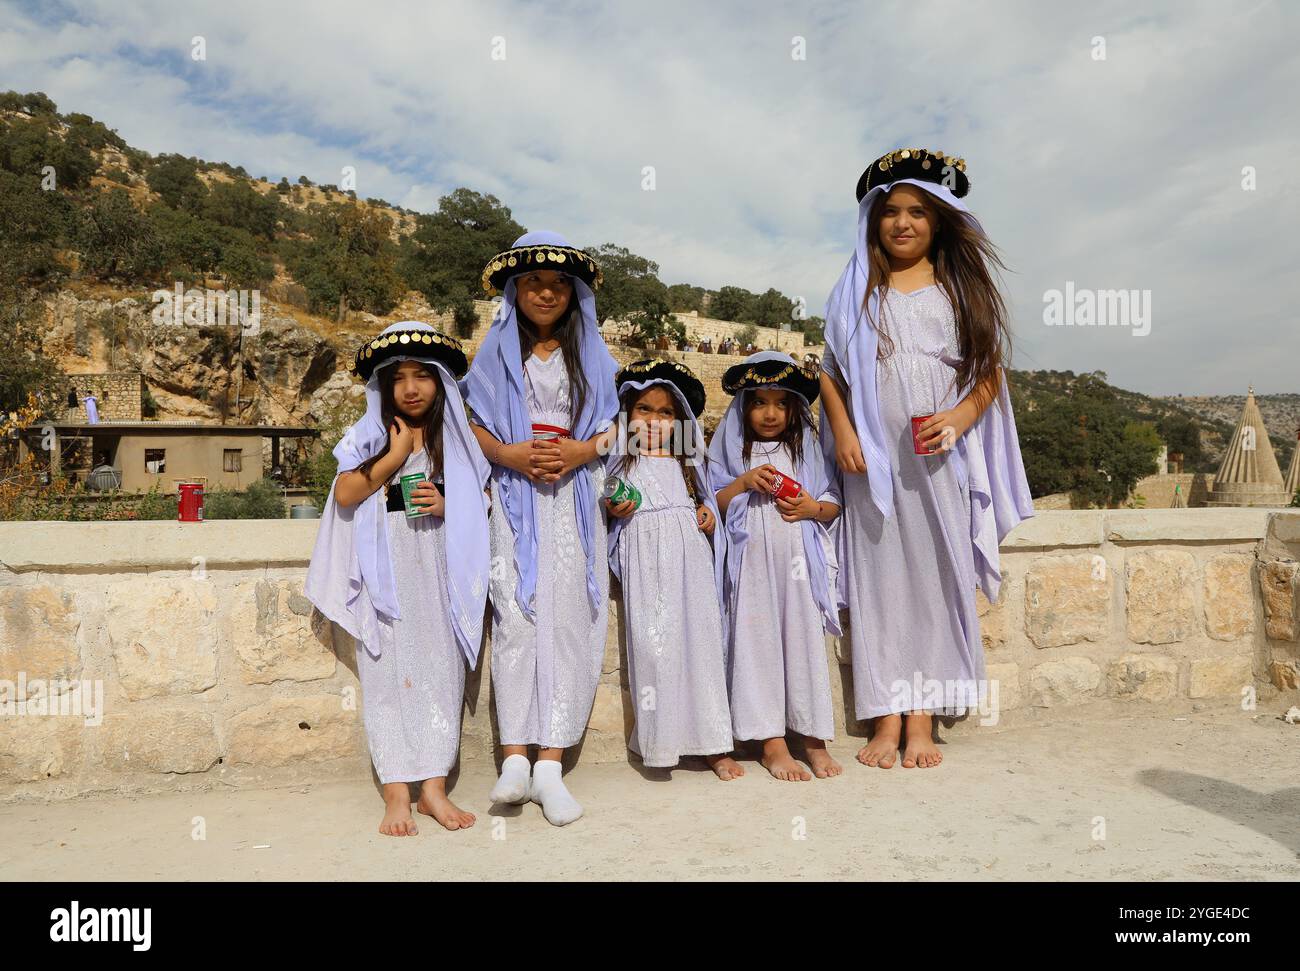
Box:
[223,448,242,472]
[144,448,165,474]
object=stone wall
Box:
[601,310,807,355]
[1131,472,1215,508]
[1,509,1296,801]
[59,372,145,423]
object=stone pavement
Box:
[1,704,1296,881]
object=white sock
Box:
[490,753,531,804]
[529,759,583,826]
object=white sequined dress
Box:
[614,455,733,767]
[353,446,464,782]
[726,440,835,741]
[826,285,984,718]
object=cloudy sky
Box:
[2,0,1296,396]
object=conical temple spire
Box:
[1208,387,1290,506]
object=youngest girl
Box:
[605,360,741,780]
[709,351,843,782]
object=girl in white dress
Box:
[709,352,844,782]
[604,360,741,779]
[305,322,490,836]
[820,149,1034,769]
[464,231,621,826]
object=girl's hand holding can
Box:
[410,480,444,517]
[744,464,779,494]
[604,497,637,518]
[696,503,716,534]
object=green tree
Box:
[76,188,161,280]
[1015,372,1161,507]
[800,315,826,346]
[203,179,282,238]
[1155,414,1205,471]
[667,283,705,313]
[0,169,71,284]
[214,225,274,288]
[0,115,97,189]
[399,188,525,333]
[751,287,794,326]
[586,244,672,340]
[711,285,755,323]
[146,155,208,211]
[288,201,404,321]
[146,204,221,283]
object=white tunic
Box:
[615,455,733,767]
[353,447,465,782]
[488,349,610,749]
[726,440,835,741]
[829,285,983,718]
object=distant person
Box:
[83,392,99,424]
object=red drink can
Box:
[911,414,937,455]
[769,470,803,500]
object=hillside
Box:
[1012,370,1297,475]
[2,89,1295,495]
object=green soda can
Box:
[400,472,432,518]
[601,475,642,510]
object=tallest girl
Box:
[464,231,620,826]
[820,149,1035,770]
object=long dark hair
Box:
[613,385,699,503]
[352,361,446,481]
[518,299,588,424]
[741,389,807,468]
[864,186,1011,402]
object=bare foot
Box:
[856,714,901,769]
[416,778,476,830]
[760,737,811,781]
[707,753,745,781]
[379,782,418,837]
[803,737,842,778]
[901,712,943,768]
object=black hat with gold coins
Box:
[615,359,708,419]
[855,147,970,203]
[352,323,469,383]
[721,352,821,406]
[480,230,602,297]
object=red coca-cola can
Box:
[911,414,938,455]
[769,470,803,500]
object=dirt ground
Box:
[2,705,1297,881]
